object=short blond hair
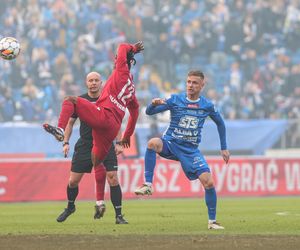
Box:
[188,70,204,79]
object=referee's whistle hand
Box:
[63,145,70,158]
[115,144,124,155]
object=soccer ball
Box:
[0,37,21,60]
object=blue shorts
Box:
[158,138,210,180]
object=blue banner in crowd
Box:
[0,120,288,156]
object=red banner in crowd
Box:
[0,157,299,202]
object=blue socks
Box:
[205,187,217,221]
[144,148,156,183]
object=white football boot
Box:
[208,221,225,230]
[134,184,153,195]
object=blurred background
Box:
[0,0,299,201]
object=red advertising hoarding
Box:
[0,157,299,202]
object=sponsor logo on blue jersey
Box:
[187,103,199,108]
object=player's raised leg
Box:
[43,96,78,142]
[199,172,224,230]
[43,123,65,142]
[43,96,110,142]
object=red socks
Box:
[94,163,106,201]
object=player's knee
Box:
[106,171,119,186]
[147,139,156,149]
[68,179,79,188]
[199,172,215,189]
[202,179,214,189]
[147,138,162,152]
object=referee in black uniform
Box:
[56,72,128,224]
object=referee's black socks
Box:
[110,185,122,217]
[67,185,78,210]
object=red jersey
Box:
[96,43,139,139]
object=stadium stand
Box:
[0,0,299,151]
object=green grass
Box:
[0,197,299,235]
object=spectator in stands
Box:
[0,0,300,123]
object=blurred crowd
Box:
[0,0,300,124]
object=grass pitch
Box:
[0,197,299,249]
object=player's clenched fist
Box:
[151,98,166,106]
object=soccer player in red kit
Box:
[43,41,144,166]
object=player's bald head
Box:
[86,71,101,80]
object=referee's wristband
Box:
[63,142,69,146]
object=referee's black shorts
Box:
[71,139,118,173]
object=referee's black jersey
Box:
[71,93,98,141]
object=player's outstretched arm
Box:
[120,98,139,148]
[145,98,169,115]
[115,41,144,72]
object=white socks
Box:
[96,200,105,206]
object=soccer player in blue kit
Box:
[135,70,230,230]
